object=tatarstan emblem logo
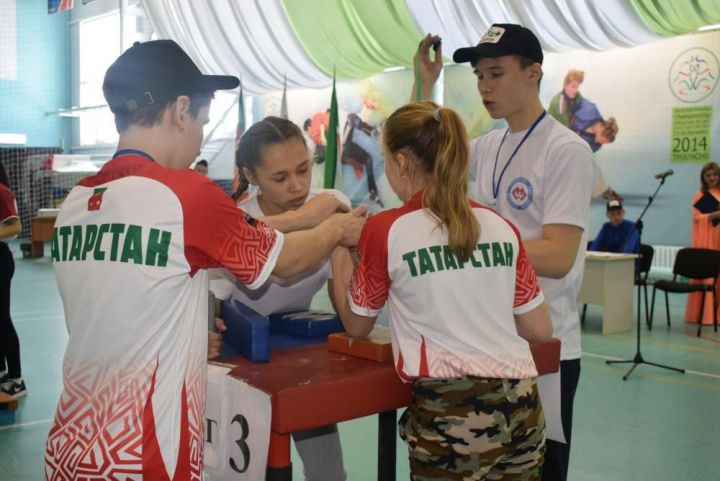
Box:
[87,188,107,211]
[512,185,527,202]
[506,177,533,210]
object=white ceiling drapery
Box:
[405,0,661,55]
[142,0,330,94]
[143,0,664,94]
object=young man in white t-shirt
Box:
[413,24,595,480]
[46,40,365,480]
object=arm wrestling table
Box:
[222,343,413,481]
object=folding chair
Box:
[650,247,720,336]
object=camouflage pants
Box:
[398,377,545,481]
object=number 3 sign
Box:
[204,364,272,480]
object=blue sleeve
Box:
[589,223,609,251]
[622,224,640,254]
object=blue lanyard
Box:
[492,111,546,202]
[112,149,156,163]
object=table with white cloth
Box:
[577,252,639,334]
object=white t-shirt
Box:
[47,152,283,479]
[209,188,350,316]
[468,114,595,360]
[348,192,545,380]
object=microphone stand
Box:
[605,176,685,380]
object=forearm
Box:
[273,223,342,278]
[409,80,434,102]
[335,293,376,338]
[327,248,350,314]
[331,248,376,337]
[524,238,578,279]
[514,302,553,343]
[258,211,304,233]
[0,219,21,241]
[524,224,583,279]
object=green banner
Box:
[630,0,720,36]
[670,106,712,163]
[324,76,339,189]
[282,0,422,78]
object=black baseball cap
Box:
[103,40,239,114]
[607,200,623,211]
[453,23,543,65]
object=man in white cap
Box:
[413,24,595,481]
[589,200,640,254]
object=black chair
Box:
[650,247,720,336]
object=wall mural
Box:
[249,29,719,246]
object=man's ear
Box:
[527,64,542,84]
[171,96,192,130]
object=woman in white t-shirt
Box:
[330,102,553,480]
[210,116,348,481]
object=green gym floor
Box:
[1,241,718,480]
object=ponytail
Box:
[383,102,480,261]
[231,164,250,200]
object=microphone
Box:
[654,169,674,180]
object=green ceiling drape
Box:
[144,0,718,93]
[281,0,422,78]
[630,0,720,35]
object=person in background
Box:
[308,109,330,165]
[332,101,552,480]
[685,161,720,326]
[589,200,639,254]
[548,69,584,129]
[0,160,26,399]
[212,116,349,481]
[549,69,621,201]
[45,40,364,479]
[413,24,595,481]
[194,158,209,175]
[572,102,619,154]
[548,69,619,153]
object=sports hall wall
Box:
[1,1,717,247]
[253,29,719,247]
[0,0,70,147]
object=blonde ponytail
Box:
[383,102,480,261]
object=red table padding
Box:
[530,338,561,375]
[226,344,413,434]
[224,338,560,434]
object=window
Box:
[76,3,151,147]
[73,1,246,158]
[78,11,121,146]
